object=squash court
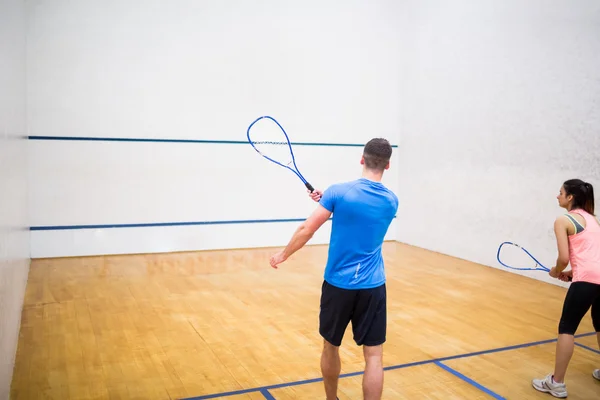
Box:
[2,1,599,400]
[10,242,600,399]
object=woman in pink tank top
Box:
[532,179,600,398]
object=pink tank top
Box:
[568,209,600,284]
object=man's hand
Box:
[270,251,287,269]
[308,189,323,202]
[268,204,331,269]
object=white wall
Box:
[0,0,29,397]
[27,0,402,258]
[396,0,600,285]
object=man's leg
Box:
[321,339,341,400]
[352,283,387,400]
[319,280,354,400]
[363,344,383,400]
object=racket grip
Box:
[305,182,315,192]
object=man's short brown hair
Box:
[363,138,392,171]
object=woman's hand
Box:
[558,270,573,282]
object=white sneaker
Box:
[532,374,568,398]
[593,369,600,381]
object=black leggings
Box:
[558,281,600,334]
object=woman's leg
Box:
[533,282,596,397]
[553,334,575,383]
[554,282,598,381]
[591,292,600,381]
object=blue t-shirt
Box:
[319,178,398,290]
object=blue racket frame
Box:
[246,115,314,192]
[496,241,572,281]
[496,241,550,271]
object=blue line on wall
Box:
[29,216,397,231]
[29,218,316,231]
[28,135,398,148]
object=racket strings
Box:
[497,242,548,271]
[248,119,295,167]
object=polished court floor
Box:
[10,242,600,399]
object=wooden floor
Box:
[10,242,600,399]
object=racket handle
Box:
[305,182,315,192]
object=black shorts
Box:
[319,280,386,347]
[558,281,600,335]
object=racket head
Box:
[247,116,297,168]
[246,115,314,191]
[496,241,550,272]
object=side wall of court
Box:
[395,0,600,285]
[0,0,30,397]
[27,0,403,258]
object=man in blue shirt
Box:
[270,138,398,400]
